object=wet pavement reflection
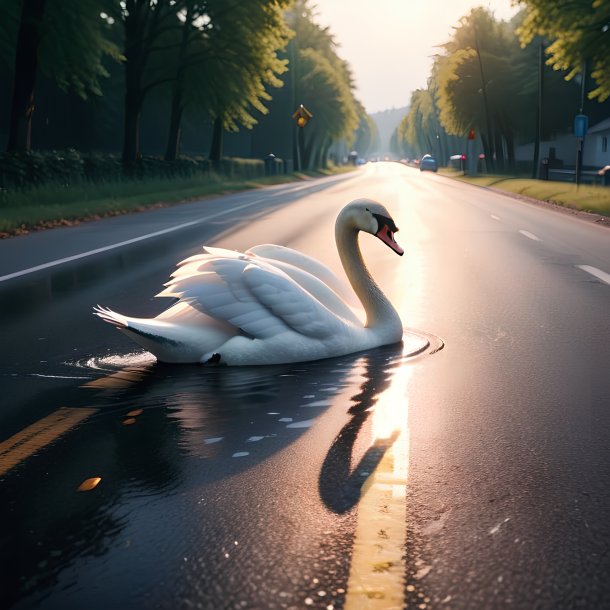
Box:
[0,331,441,610]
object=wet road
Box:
[1,163,610,609]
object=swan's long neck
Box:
[335,223,401,331]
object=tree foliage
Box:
[288,1,361,168]
[396,83,462,163]
[163,0,292,160]
[1,0,368,172]
[517,0,610,101]
[36,0,292,164]
[40,0,122,98]
[434,8,525,171]
[3,0,121,151]
[353,111,377,158]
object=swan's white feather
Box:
[94,199,404,365]
[242,263,345,339]
[160,255,344,340]
[169,245,361,324]
[247,243,358,306]
[93,301,236,363]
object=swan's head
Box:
[338,199,404,256]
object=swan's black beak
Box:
[373,214,404,256]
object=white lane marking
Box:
[491,214,500,220]
[0,196,270,283]
[577,265,610,286]
[519,230,541,241]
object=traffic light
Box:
[292,104,312,128]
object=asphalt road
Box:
[0,162,609,609]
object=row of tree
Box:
[395,1,610,174]
[1,0,373,171]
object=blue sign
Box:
[574,114,588,138]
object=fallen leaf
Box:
[78,477,101,492]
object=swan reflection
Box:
[319,341,416,514]
[2,330,438,608]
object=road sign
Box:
[292,104,313,128]
[574,114,588,138]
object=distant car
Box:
[419,154,438,172]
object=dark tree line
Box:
[396,3,610,174]
[0,0,374,172]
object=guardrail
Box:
[547,168,607,185]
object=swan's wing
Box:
[159,256,345,340]
[253,258,362,325]
[241,263,345,339]
[172,246,250,279]
[159,257,290,339]
[246,244,358,307]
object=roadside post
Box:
[467,129,476,175]
[292,104,312,172]
[574,113,588,186]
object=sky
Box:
[314,0,519,114]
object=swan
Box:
[94,199,404,365]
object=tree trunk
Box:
[209,116,224,163]
[164,14,191,162]
[121,5,148,169]
[480,133,493,173]
[532,39,544,178]
[122,74,142,169]
[505,129,516,174]
[165,88,184,161]
[494,130,505,173]
[301,129,313,170]
[7,0,47,152]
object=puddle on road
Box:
[1,328,444,610]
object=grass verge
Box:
[441,170,610,217]
[0,167,351,238]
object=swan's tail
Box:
[93,305,183,360]
[93,305,129,329]
[93,303,233,363]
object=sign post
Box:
[574,114,588,186]
[292,105,312,171]
[467,129,476,175]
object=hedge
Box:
[0,149,267,190]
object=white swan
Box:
[94,199,404,365]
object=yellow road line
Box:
[0,407,96,476]
[345,431,408,609]
[345,367,411,610]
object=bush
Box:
[82,152,123,181]
[0,150,266,190]
[0,149,84,188]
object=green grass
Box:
[441,169,610,217]
[0,167,350,237]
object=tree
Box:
[4,0,120,151]
[287,1,361,169]
[397,78,461,164]
[435,8,523,172]
[105,0,183,167]
[105,0,291,166]
[353,112,377,159]
[162,0,291,162]
[517,0,610,101]
[510,18,581,176]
